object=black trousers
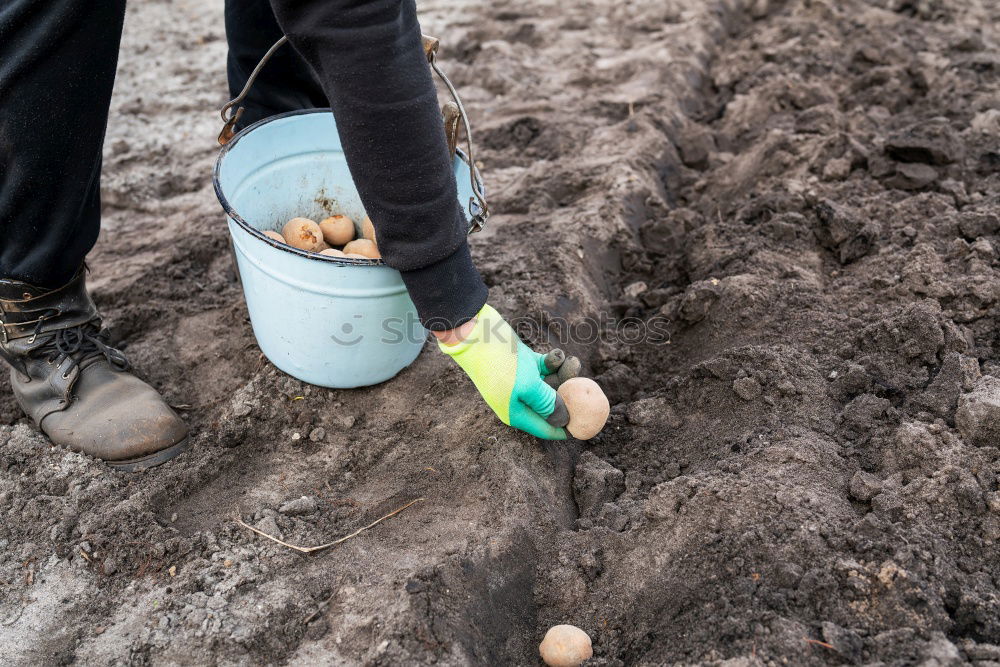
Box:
[0,0,486,328]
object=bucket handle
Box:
[218,34,489,233]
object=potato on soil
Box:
[343,238,381,259]
[539,625,593,667]
[281,217,324,251]
[557,377,610,440]
[362,215,376,241]
[320,215,355,246]
[262,230,285,243]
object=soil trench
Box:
[2,0,1000,664]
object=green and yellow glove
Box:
[438,304,567,440]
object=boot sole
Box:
[105,437,191,472]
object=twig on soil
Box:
[803,638,835,650]
[235,497,425,554]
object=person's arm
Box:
[269,0,485,329]
[269,0,565,439]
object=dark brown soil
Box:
[2,0,1000,664]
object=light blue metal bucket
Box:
[213,108,485,388]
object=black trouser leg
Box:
[0,0,126,289]
[224,0,328,130]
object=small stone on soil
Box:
[279,496,319,516]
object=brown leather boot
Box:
[0,268,189,470]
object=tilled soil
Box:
[2,0,1000,664]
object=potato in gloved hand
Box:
[438,304,566,440]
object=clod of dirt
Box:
[319,215,355,246]
[676,124,715,170]
[733,376,762,401]
[626,397,682,428]
[885,162,939,190]
[558,378,610,440]
[262,230,285,243]
[821,622,864,663]
[957,211,1000,239]
[813,200,879,263]
[849,470,882,501]
[822,157,852,181]
[539,624,593,667]
[884,122,964,165]
[677,280,719,323]
[956,376,1000,447]
[281,217,324,251]
[573,452,625,518]
[342,239,380,259]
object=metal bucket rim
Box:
[213,107,485,267]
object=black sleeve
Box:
[268,0,488,330]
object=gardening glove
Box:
[438,304,567,440]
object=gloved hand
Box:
[438,304,567,440]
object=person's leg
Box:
[0,0,125,289]
[0,0,189,470]
[224,0,328,130]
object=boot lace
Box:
[29,316,131,377]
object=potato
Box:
[320,248,346,257]
[319,215,355,246]
[557,378,609,440]
[343,239,381,259]
[281,217,324,252]
[262,230,285,243]
[343,253,370,259]
[361,215,377,242]
[539,625,592,667]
